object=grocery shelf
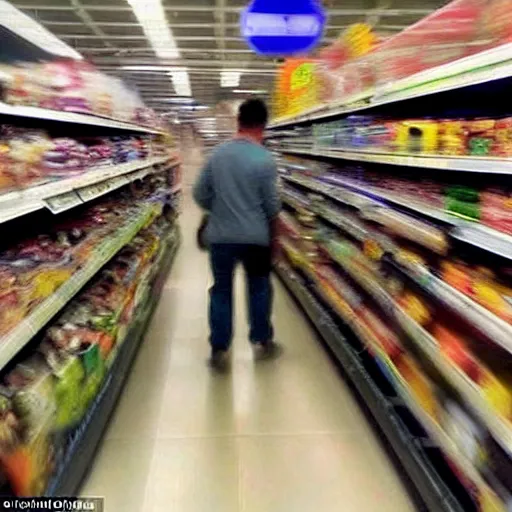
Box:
[281,146,512,175]
[0,101,166,135]
[280,167,512,261]
[308,260,504,504]
[376,42,512,100]
[269,90,374,128]
[0,204,158,372]
[451,224,512,262]
[268,43,512,129]
[0,155,179,223]
[394,259,512,358]
[325,243,512,457]
[274,261,466,512]
[48,232,180,496]
[317,205,369,243]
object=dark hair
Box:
[238,98,268,129]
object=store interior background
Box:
[0,0,512,511]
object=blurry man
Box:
[193,99,281,369]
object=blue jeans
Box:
[209,244,273,351]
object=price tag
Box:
[45,191,83,214]
[78,176,129,202]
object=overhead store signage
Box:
[241,0,326,56]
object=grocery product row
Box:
[0,125,174,194]
[270,0,512,127]
[274,154,512,511]
[277,156,512,257]
[274,116,512,159]
[0,166,179,362]
[0,164,180,497]
[0,59,164,132]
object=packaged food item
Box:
[442,261,512,323]
[439,399,485,465]
[444,184,481,221]
[397,355,439,419]
[480,369,512,421]
[439,120,467,155]
[481,188,512,236]
[395,120,439,154]
[432,324,481,383]
[466,119,496,156]
[397,291,432,326]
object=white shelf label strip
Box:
[0,156,175,223]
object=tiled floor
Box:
[81,150,416,512]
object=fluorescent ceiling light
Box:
[168,68,191,96]
[126,0,178,59]
[0,0,82,59]
[126,0,191,96]
[221,70,241,88]
[233,89,268,94]
[149,97,194,103]
[180,105,209,111]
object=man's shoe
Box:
[254,340,283,361]
[209,349,230,371]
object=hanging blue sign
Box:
[241,0,326,56]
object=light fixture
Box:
[149,97,195,103]
[180,105,210,111]
[221,70,241,88]
[125,0,191,96]
[0,0,82,59]
[167,68,192,96]
[233,89,268,94]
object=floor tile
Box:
[239,433,415,512]
[81,438,155,511]
[142,438,240,512]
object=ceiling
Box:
[11,0,448,112]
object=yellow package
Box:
[395,121,439,154]
[481,369,512,421]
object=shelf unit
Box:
[0,203,157,372]
[298,259,503,505]
[272,41,512,507]
[324,242,512,455]
[275,261,468,512]
[0,155,180,223]
[269,42,512,129]
[0,19,184,494]
[279,171,512,262]
[47,230,180,496]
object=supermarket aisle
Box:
[82,149,416,512]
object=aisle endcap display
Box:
[0,155,179,224]
[281,147,512,176]
[0,204,157,372]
